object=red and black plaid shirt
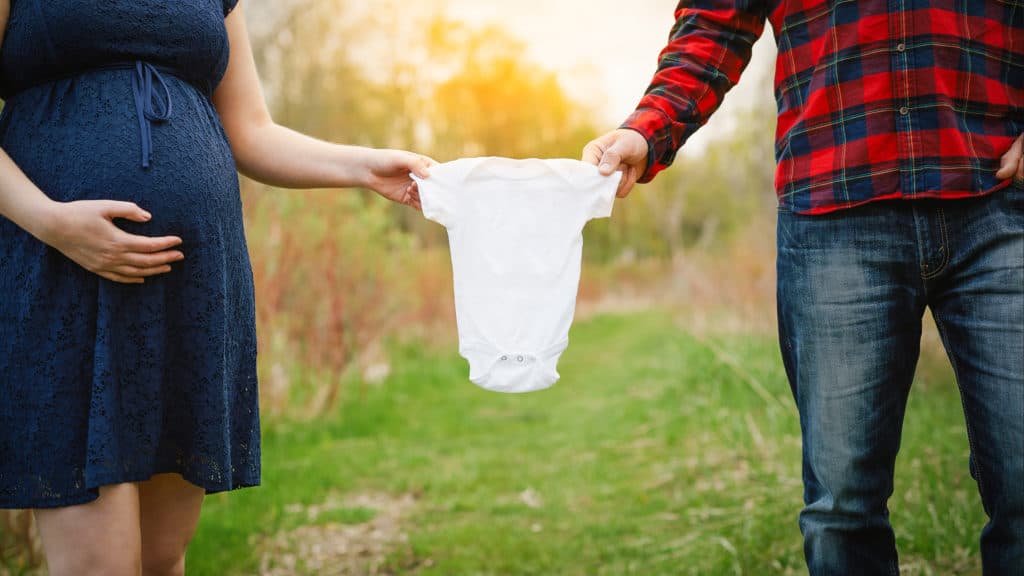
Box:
[623,1,1024,214]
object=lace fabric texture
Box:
[0,0,259,508]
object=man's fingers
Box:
[617,166,640,198]
[582,141,605,166]
[101,201,152,223]
[599,149,622,176]
[996,134,1023,180]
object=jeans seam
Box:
[920,207,950,280]
[931,312,991,517]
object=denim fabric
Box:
[777,186,1023,575]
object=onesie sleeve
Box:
[224,0,240,16]
[584,169,621,221]
[413,172,459,229]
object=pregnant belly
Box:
[0,73,241,241]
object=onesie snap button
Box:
[517,355,524,362]
[501,355,508,361]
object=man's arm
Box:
[584,1,768,197]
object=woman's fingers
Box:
[410,155,436,179]
[86,228,184,282]
[115,231,184,254]
[119,248,185,268]
[99,270,146,284]
[49,201,186,282]
[99,200,153,223]
[110,264,174,278]
[102,231,183,278]
[403,182,422,210]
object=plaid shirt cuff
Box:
[621,107,683,184]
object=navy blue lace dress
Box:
[0,0,260,508]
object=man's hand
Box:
[996,133,1024,182]
[582,129,650,198]
[363,149,434,211]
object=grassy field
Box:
[188,312,985,575]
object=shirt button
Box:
[896,43,906,52]
[899,106,909,115]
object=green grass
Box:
[188,312,985,575]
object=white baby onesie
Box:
[413,157,620,393]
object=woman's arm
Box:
[0,0,184,284]
[213,2,430,208]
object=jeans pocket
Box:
[775,207,803,252]
[1006,179,1024,216]
[776,205,849,252]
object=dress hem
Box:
[0,468,260,510]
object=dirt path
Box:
[256,492,418,576]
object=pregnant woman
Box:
[0,1,429,574]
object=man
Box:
[583,2,1023,574]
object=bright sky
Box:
[443,0,697,119]
[437,0,778,152]
[249,0,778,153]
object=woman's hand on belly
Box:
[37,200,185,284]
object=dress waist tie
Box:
[130,61,173,169]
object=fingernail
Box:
[143,212,152,220]
[600,163,612,172]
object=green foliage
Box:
[243,184,422,415]
[188,313,983,575]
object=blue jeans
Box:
[776,186,1024,575]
